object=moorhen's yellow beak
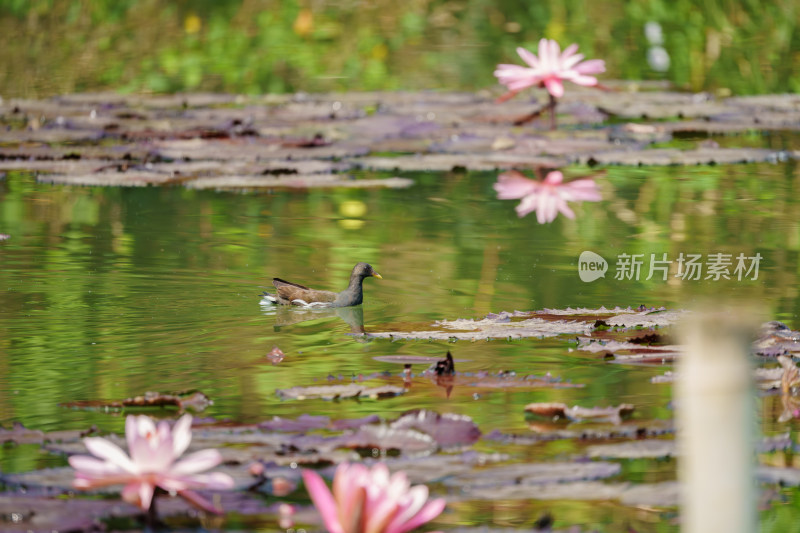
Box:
[372,272,383,279]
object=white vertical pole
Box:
[676,311,757,533]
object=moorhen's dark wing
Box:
[273,278,338,305]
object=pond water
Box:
[1,142,799,530]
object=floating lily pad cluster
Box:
[0,89,797,191]
[5,306,800,530]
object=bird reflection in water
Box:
[430,351,456,398]
[266,304,366,334]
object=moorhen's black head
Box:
[352,262,382,279]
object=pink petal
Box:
[363,494,401,533]
[170,449,222,476]
[197,471,235,489]
[392,498,446,533]
[505,78,542,92]
[562,52,585,70]
[544,77,564,98]
[384,485,428,533]
[73,472,139,490]
[548,39,561,64]
[561,43,579,59]
[122,480,155,511]
[125,416,138,454]
[543,171,564,185]
[171,415,193,457]
[494,64,541,91]
[562,179,601,201]
[303,469,345,533]
[536,190,560,223]
[568,75,599,86]
[558,200,576,219]
[494,171,539,199]
[69,455,121,476]
[127,416,164,469]
[515,194,538,218]
[537,39,551,71]
[179,489,224,515]
[156,419,172,443]
[159,471,233,492]
[575,59,606,74]
[334,464,368,533]
[516,46,540,69]
[133,415,157,441]
[83,437,137,473]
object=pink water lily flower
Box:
[494,170,601,223]
[302,462,445,533]
[69,414,234,514]
[494,38,606,99]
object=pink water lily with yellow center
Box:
[494,170,601,223]
[302,462,445,533]
[495,38,606,99]
[69,414,234,514]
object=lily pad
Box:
[390,410,481,449]
[258,414,379,432]
[443,461,621,490]
[352,153,566,172]
[0,493,129,532]
[60,390,211,412]
[275,383,405,401]
[185,174,413,190]
[331,425,437,456]
[586,439,675,459]
[578,147,784,166]
[485,419,674,444]
[525,402,635,424]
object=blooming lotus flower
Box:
[69,414,234,514]
[302,462,445,533]
[494,39,606,99]
[494,170,601,223]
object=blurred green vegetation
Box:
[0,0,797,98]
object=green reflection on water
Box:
[0,158,798,529]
